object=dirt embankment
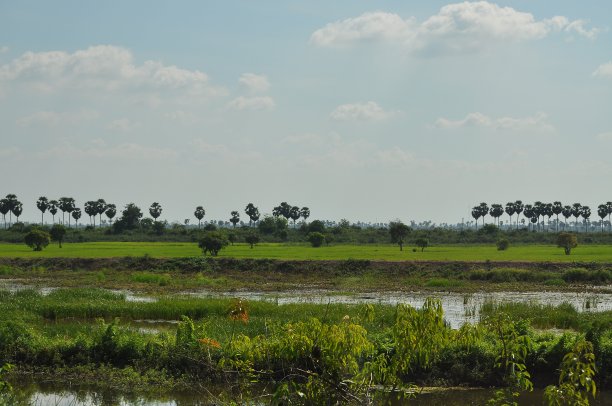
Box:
[0,256,608,275]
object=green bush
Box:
[307,232,325,247]
[24,229,51,251]
[496,238,510,251]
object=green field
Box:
[1,241,612,262]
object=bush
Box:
[198,231,229,256]
[244,233,259,249]
[415,237,429,252]
[307,232,325,247]
[308,220,326,234]
[24,229,51,251]
[496,238,510,251]
[557,232,577,255]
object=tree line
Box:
[471,201,612,233]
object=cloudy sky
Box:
[1,1,611,225]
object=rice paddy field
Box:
[2,241,612,262]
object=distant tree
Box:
[152,220,166,235]
[514,200,524,229]
[4,194,18,226]
[388,220,410,251]
[244,203,260,227]
[48,200,58,225]
[543,203,554,232]
[50,224,66,248]
[113,203,143,232]
[198,231,229,256]
[606,202,612,233]
[496,238,510,251]
[533,201,544,232]
[149,202,162,222]
[11,201,22,223]
[245,233,259,249]
[258,216,277,235]
[227,231,237,245]
[58,197,75,227]
[24,229,50,251]
[289,206,301,228]
[308,220,326,234]
[557,233,577,255]
[36,197,49,225]
[96,199,107,228]
[490,204,504,227]
[84,201,98,227]
[273,202,292,221]
[552,201,563,232]
[597,204,608,232]
[571,203,582,231]
[105,204,117,226]
[307,232,325,248]
[477,202,489,226]
[0,199,9,229]
[504,202,515,229]
[414,238,429,252]
[581,206,591,233]
[523,205,534,231]
[71,208,81,227]
[300,207,310,224]
[230,211,240,228]
[561,205,572,231]
[471,207,481,230]
[194,206,206,228]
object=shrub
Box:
[415,238,429,252]
[244,233,259,249]
[557,233,577,255]
[307,232,325,247]
[24,229,50,251]
[496,238,509,251]
[308,220,326,234]
[50,224,66,248]
[198,231,229,256]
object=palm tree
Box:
[606,202,612,233]
[504,202,515,230]
[514,200,524,229]
[230,211,240,228]
[300,207,310,224]
[72,208,82,227]
[289,206,301,228]
[543,203,553,232]
[597,204,608,232]
[5,194,18,226]
[245,203,260,227]
[471,207,481,230]
[581,206,591,233]
[0,199,9,229]
[49,200,58,225]
[490,204,504,227]
[36,197,49,225]
[533,201,544,232]
[523,205,534,231]
[149,202,162,222]
[84,201,97,227]
[96,199,107,228]
[58,197,75,227]
[552,201,563,232]
[11,201,22,223]
[561,205,572,231]
[194,206,205,228]
[105,204,117,226]
[571,203,582,231]
[478,202,489,226]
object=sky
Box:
[1,1,611,225]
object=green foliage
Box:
[307,220,326,234]
[24,229,51,251]
[415,237,429,252]
[198,231,229,256]
[50,224,67,248]
[307,232,325,247]
[557,233,578,255]
[389,221,410,251]
[244,233,259,248]
[544,340,597,406]
[496,238,510,251]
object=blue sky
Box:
[1,1,611,224]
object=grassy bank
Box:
[0,288,609,404]
[2,241,612,262]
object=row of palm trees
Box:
[471,201,612,232]
[194,202,310,229]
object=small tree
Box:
[105,204,117,226]
[415,238,429,252]
[194,206,206,228]
[50,224,67,248]
[71,208,82,227]
[244,203,259,227]
[230,211,240,228]
[308,232,325,247]
[389,220,410,251]
[149,202,162,221]
[245,233,260,249]
[36,196,49,225]
[496,238,510,251]
[24,229,50,251]
[198,231,229,256]
[557,233,577,255]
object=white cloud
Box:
[330,101,395,121]
[0,46,8,54]
[0,45,226,99]
[191,139,263,163]
[434,111,555,132]
[227,96,275,111]
[239,73,270,93]
[593,62,612,77]
[16,110,98,127]
[311,2,598,53]
[107,118,140,132]
[39,142,178,161]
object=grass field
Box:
[1,241,612,262]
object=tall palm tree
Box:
[606,202,612,233]
[543,203,553,232]
[5,194,18,226]
[289,206,301,228]
[490,204,504,226]
[72,208,82,228]
[229,211,240,228]
[581,206,591,233]
[84,201,97,227]
[533,201,544,232]
[149,202,162,221]
[300,207,310,224]
[0,199,9,229]
[597,204,608,232]
[571,203,582,231]
[514,200,524,229]
[552,201,563,232]
[48,200,58,225]
[96,199,107,228]
[478,202,489,226]
[194,206,205,228]
[11,201,22,223]
[36,197,49,225]
[471,207,481,230]
[561,205,572,231]
[523,205,534,231]
[504,202,515,230]
[105,204,117,226]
